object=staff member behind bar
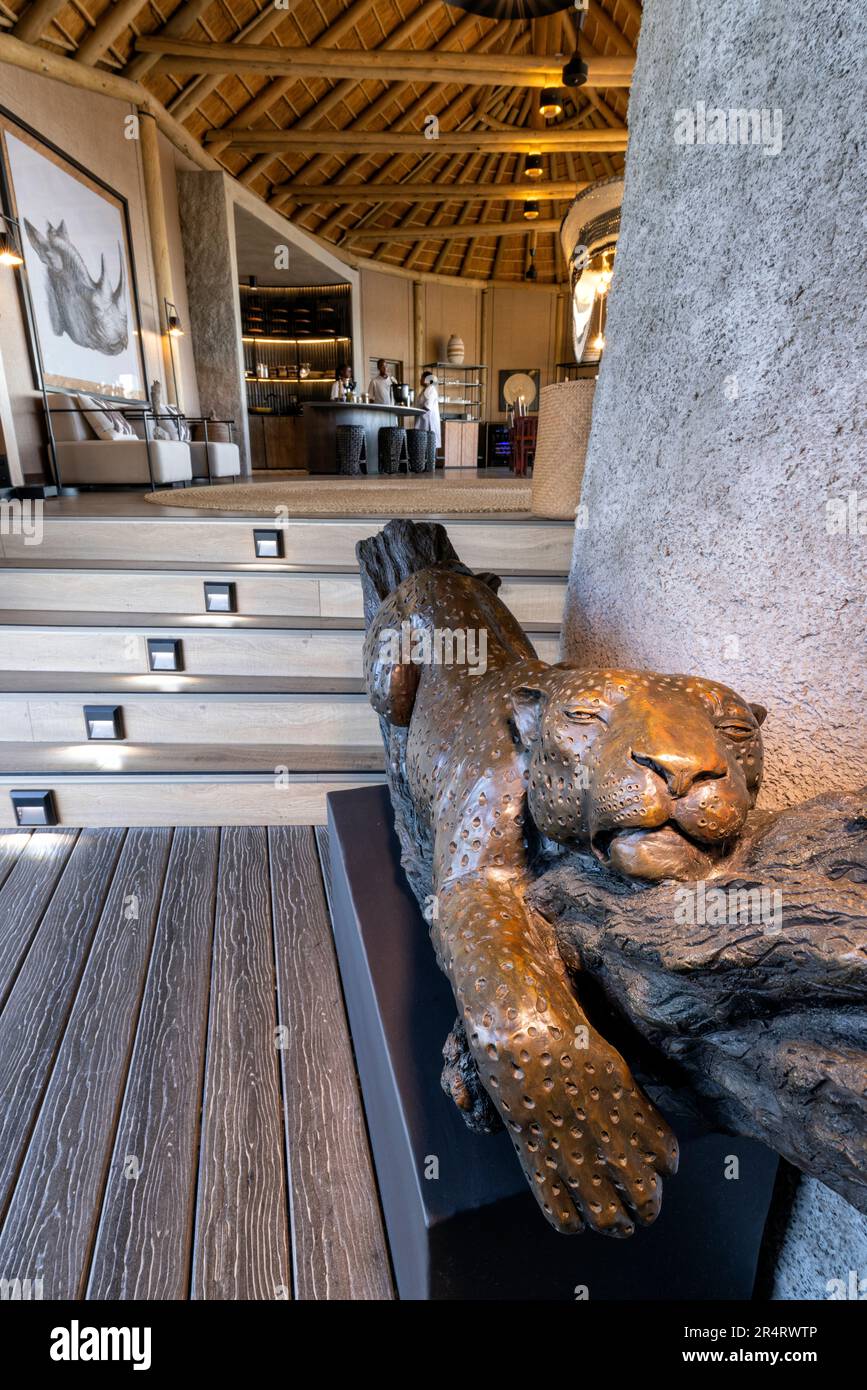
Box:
[330,365,354,400]
[367,358,397,405]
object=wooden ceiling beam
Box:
[168,0,308,123]
[138,37,634,88]
[587,0,635,56]
[12,0,66,44]
[211,0,443,164]
[125,0,219,83]
[209,128,629,154]
[346,217,562,246]
[279,179,585,204]
[77,0,150,66]
[283,14,507,225]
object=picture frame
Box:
[0,106,148,402]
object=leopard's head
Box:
[511,667,766,881]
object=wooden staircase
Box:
[0,509,571,826]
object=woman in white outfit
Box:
[416,370,441,451]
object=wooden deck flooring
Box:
[0,825,392,1301]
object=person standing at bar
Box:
[416,370,441,450]
[367,358,397,405]
[330,365,353,400]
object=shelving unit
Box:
[240,282,353,412]
[423,362,486,470]
[423,362,486,423]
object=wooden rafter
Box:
[2,0,642,285]
[136,36,634,88]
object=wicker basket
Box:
[530,380,595,519]
[192,420,232,444]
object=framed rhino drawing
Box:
[0,109,147,401]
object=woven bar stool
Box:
[406,428,433,474]
[425,430,437,472]
[378,426,408,475]
[336,424,367,476]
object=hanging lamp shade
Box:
[539,87,563,118]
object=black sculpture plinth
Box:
[327,784,779,1302]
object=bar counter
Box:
[249,401,426,475]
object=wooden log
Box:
[347,217,562,245]
[77,0,150,66]
[275,178,586,205]
[0,34,219,175]
[124,0,215,83]
[11,0,66,44]
[412,279,424,384]
[138,113,179,404]
[136,36,635,88]
[209,128,629,154]
[528,788,867,1215]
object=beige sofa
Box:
[49,393,192,488]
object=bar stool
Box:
[406,428,433,474]
[336,424,367,476]
[378,426,409,475]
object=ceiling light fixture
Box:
[562,3,589,88]
[539,87,563,119]
[524,154,543,180]
[523,200,540,220]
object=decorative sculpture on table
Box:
[359,520,867,1235]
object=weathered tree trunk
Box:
[528,790,867,1214]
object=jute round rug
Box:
[146,476,533,516]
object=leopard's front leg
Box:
[432,874,679,1235]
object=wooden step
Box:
[0,743,384,775]
[0,512,573,573]
[0,689,380,746]
[0,571,567,628]
[0,773,382,828]
[0,624,560,678]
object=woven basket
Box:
[530,380,595,519]
[192,420,231,444]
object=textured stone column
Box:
[560,0,867,1296]
[562,0,866,811]
[176,171,250,473]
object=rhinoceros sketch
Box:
[23,218,128,356]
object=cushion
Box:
[76,393,136,442]
[160,404,191,442]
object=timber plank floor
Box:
[0,825,393,1301]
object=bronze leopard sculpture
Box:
[359,523,768,1236]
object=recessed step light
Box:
[253,529,284,558]
[84,705,125,741]
[204,581,237,612]
[10,790,57,826]
[147,638,184,672]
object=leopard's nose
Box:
[631,748,727,799]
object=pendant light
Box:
[523,200,540,220]
[524,154,543,180]
[538,87,563,119]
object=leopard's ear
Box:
[511,685,547,747]
[750,703,768,727]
